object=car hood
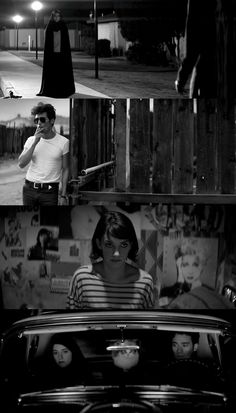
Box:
[18,385,228,407]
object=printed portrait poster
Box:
[1,259,51,309]
[162,236,219,290]
[4,217,26,248]
[16,207,40,227]
[26,226,59,261]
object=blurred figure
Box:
[175,0,236,98]
[107,339,147,384]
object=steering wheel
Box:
[162,358,220,388]
[79,400,162,413]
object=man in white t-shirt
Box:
[18,103,69,206]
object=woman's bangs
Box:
[106,224,129,241]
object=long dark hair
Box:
[90,211,139,262]
[36,228,51,246]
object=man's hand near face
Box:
[34,125,47,143]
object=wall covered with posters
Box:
[0,204,230,309]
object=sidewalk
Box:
[0,51,110,99]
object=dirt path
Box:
[0,158,26,204]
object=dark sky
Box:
[0,0,187,28]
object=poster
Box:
[16,206,40,227]
[162,236,219,291]
[1,259,51,309]
[26,226,59,261]
[58,239,90,264]
[4,217,26,248]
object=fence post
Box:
[152,99,173,193]
[129,99,151,192]
[196,99,219,193]
[0,125,7,156]
[114,99,128,191]
[172,99,194,193]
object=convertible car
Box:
[0,311,236,412]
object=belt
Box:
[25,180,59,190]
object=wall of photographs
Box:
[0,204,231,309]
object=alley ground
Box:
[0,157,25,204]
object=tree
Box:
[114,0,187,64]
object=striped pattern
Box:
[67,265,154,309]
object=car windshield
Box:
[1,326,228,393]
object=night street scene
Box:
[0,0,190,98]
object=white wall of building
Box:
[0,28,76,50]
[98,22,128,50]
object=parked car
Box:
[0,311,236,412]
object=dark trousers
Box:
[23,183,58,206]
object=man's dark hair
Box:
[31,103,56,120]
[171,331,200,345]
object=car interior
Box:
[14,327,221,390]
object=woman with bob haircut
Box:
[67,211,154,309]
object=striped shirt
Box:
[67,265,154,309]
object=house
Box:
[98,13,130,54]
[6,114,32,128]
[86,12,130,55]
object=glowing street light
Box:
[12,15,23,51]
[31,1,43,59]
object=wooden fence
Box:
[69,99,236,203]
[115,99,236,194]
[69,99,114,195]
[0,126,35,155]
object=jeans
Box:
[23,183,59,206]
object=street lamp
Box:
[31,1,43,59]
[12,15,23,51]
[90,1,98,78]
[94,0,98,79]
